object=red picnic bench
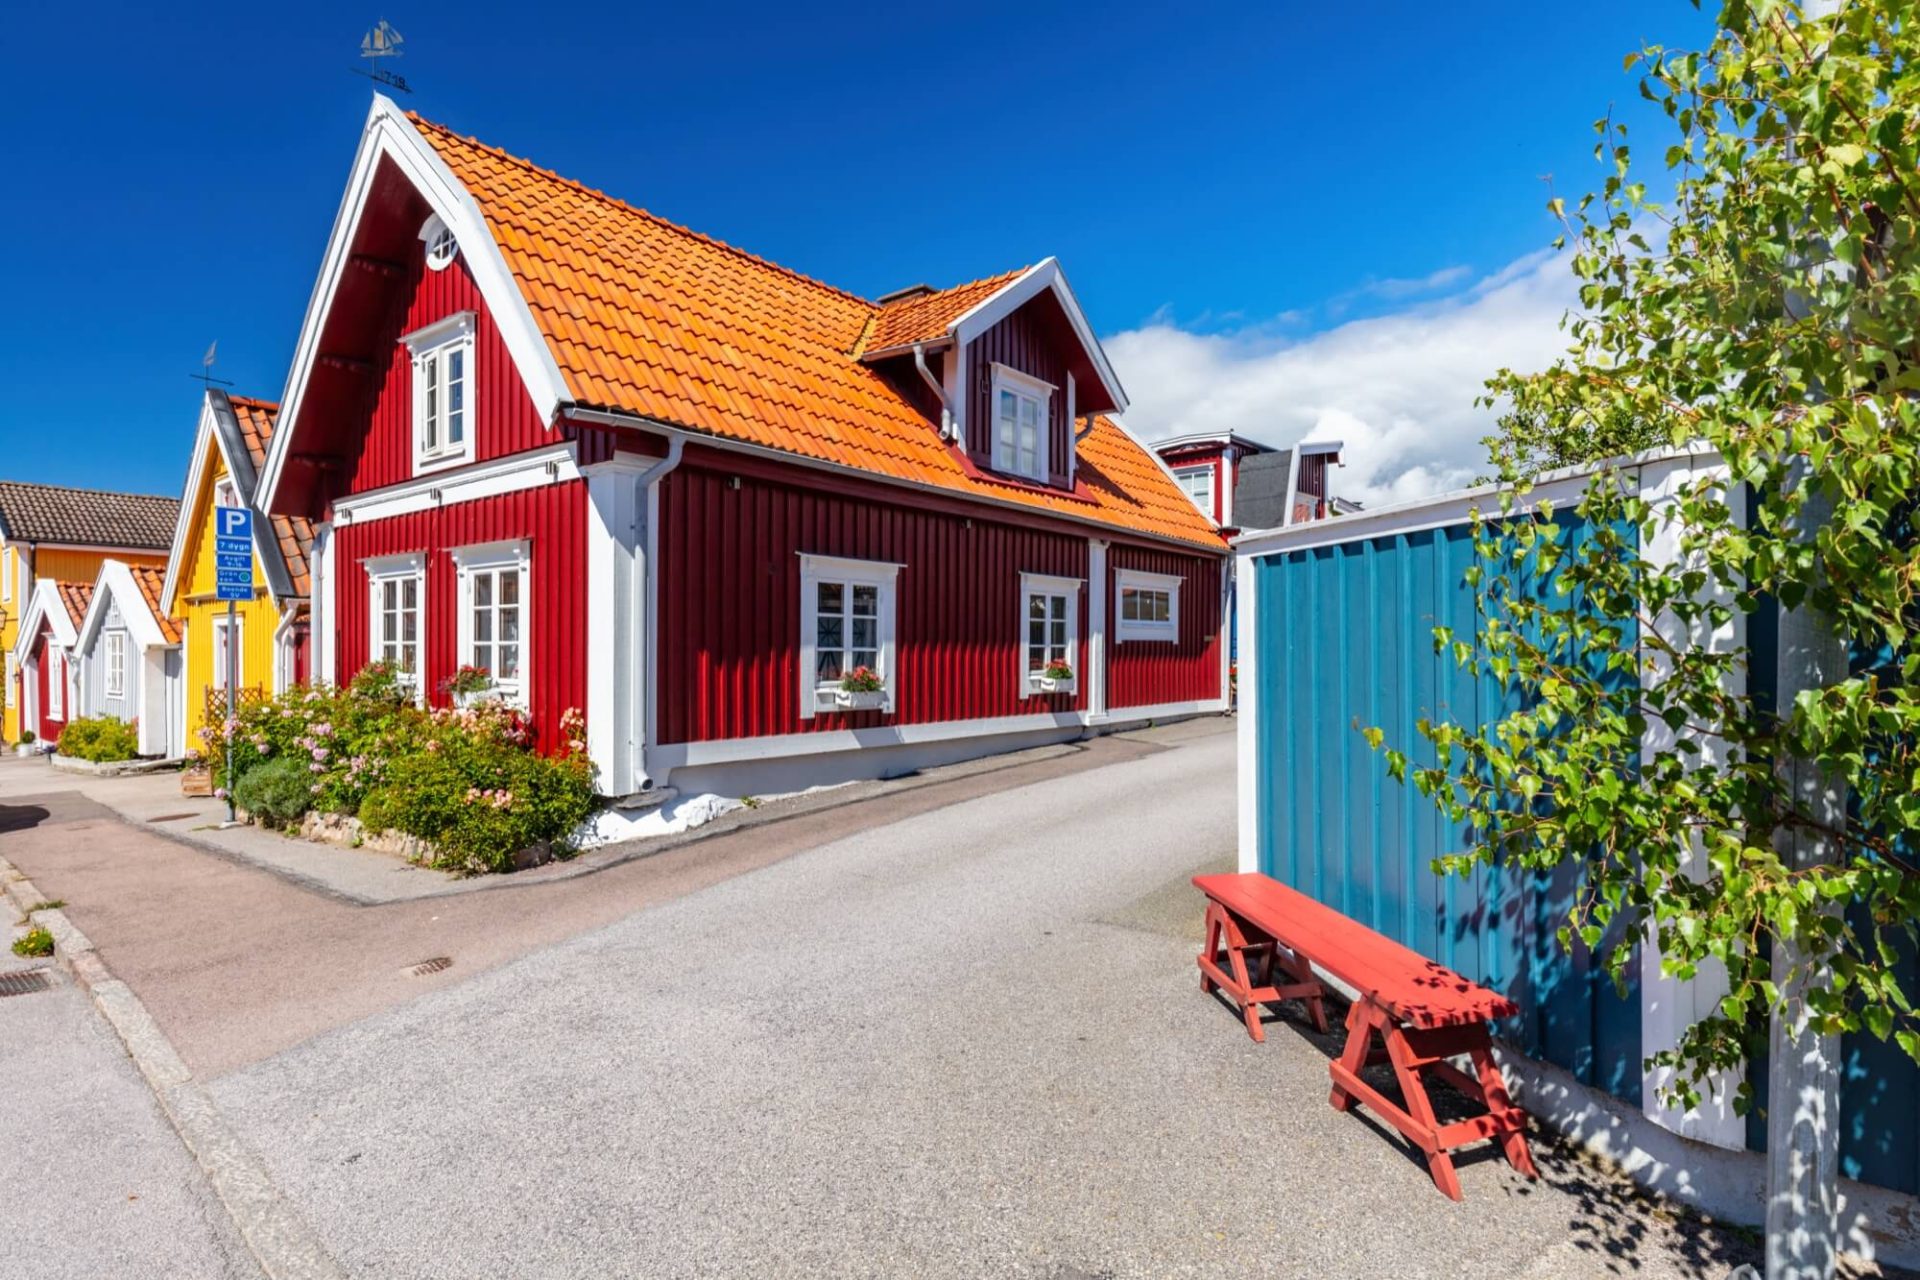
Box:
[1194,871,1538,1201]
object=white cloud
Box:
[1105,249,1577,507]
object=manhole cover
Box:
[146,813,199,823]
[0,970,52,998]
[404,956,453,977]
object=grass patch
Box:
[12,927,54,958]
[27,900,65,913]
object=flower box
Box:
[1032,675,1075,694]
[181,764,215,797]
[833,688,888,712]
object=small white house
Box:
[73,560,184,758]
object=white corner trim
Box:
[259,95,573,515]
[1236,562,1259,873]
[333,442,580,526]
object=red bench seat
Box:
[1194,871,1538,1200]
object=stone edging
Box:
[0,855,345,1280]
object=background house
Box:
[0,481,178,744]
[159,388,313,744]
[72,560,183,758]
[256,98,1230,799]
[10,579,92,747]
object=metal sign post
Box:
[213,506,254,825]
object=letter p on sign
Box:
[217,507,252,540]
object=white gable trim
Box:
[949,258,1129,414]
[258,94,573,515]
[76,560,174,655]
[8,579,77,664]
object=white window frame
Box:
[210,613,243,692]
[989,363,1054,484]
[798,553,900,719]
[402,311,477,474]
[1173,464,1215,517]
[452,540,531,708]
[365,552,426,702]
[104,631,128,698]
[1115,568,1182,644]
[1020,572,1081,696]
[1,546,10,603]
[213,476,240,514]
[46,650,63,719]
[420,214,459,272]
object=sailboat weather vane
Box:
[353,19,412,94]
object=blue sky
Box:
[0,1,1715,500]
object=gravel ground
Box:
[0,921,259,1280]
[203,727,1790,1279]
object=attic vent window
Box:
[421,215,458,272]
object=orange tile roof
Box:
[864,269,1032,354]
[128,565,181,644]
[227,395,314,596]
[410,117,1223,551]
[56,581,93,629]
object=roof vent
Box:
[876,283,936,305]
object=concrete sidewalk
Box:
[1,915,259,1280]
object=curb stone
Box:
[0,854,345,1280]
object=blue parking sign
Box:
[214,506,254,602]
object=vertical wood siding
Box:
[964,306,1073,488]
[31,628,65,742]
[1250,523,1644,1105]
[343,251,551,496]
[332,480,587,751]
[657,465,1091,743]
[1106,543,1224,708]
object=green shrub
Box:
[57,717,140,763]
[232,757,316,829]
[12,926,53,958]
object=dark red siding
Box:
[32,627,66,743]
[965,305,1074,489]
[332,481,587,750]
[657,463,1090,743]
[1107,543,1223,710]
[341,252,552,497]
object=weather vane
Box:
[353,19,412,94]
[190,340,233,390]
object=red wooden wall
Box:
[31,626,66,743]
[331,481,587,750]
[656,463,1092,743]
[342,251,552,496]
[1107,542,1223,709]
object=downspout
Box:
[912,342,957,442]
[631,434,685,792]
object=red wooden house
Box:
[258,98,1227,797]
[1154,433,1347,533]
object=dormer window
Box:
[990,364,1052,483]
[402,311,476,473]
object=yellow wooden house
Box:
[159,390,313,746]
[0,481,178,744]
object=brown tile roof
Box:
[864,269,1032,354]
[410,117,1223,551]
[0,481,178,552]
[226,395,313,596]
[127,565,181,644]
[56,580,93,629]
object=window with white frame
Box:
[47,650,63,719]
[365,554,425,698]
[402,311,476,472]
[421,214,459,272]
[1173,465,1214,516]
[1115,569,1181,643]
[213,476,239,514]
[104,631,127,698]
[453,541,529,706]
[798,553,899,717]
[1021,573,1080,693]
[210,614,241,692]
[990,364,1053,483]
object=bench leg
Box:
[1328,999,1373,1112]
[1386,1025,1463,1202]
[1471,1042,1538,1180]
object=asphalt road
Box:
[0,946,259,1280]
[199,725,1765,1279]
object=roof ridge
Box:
[407,113,882,314]
[226,393,281,411]
[0,478,179,504]
[878,265,1031,309]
